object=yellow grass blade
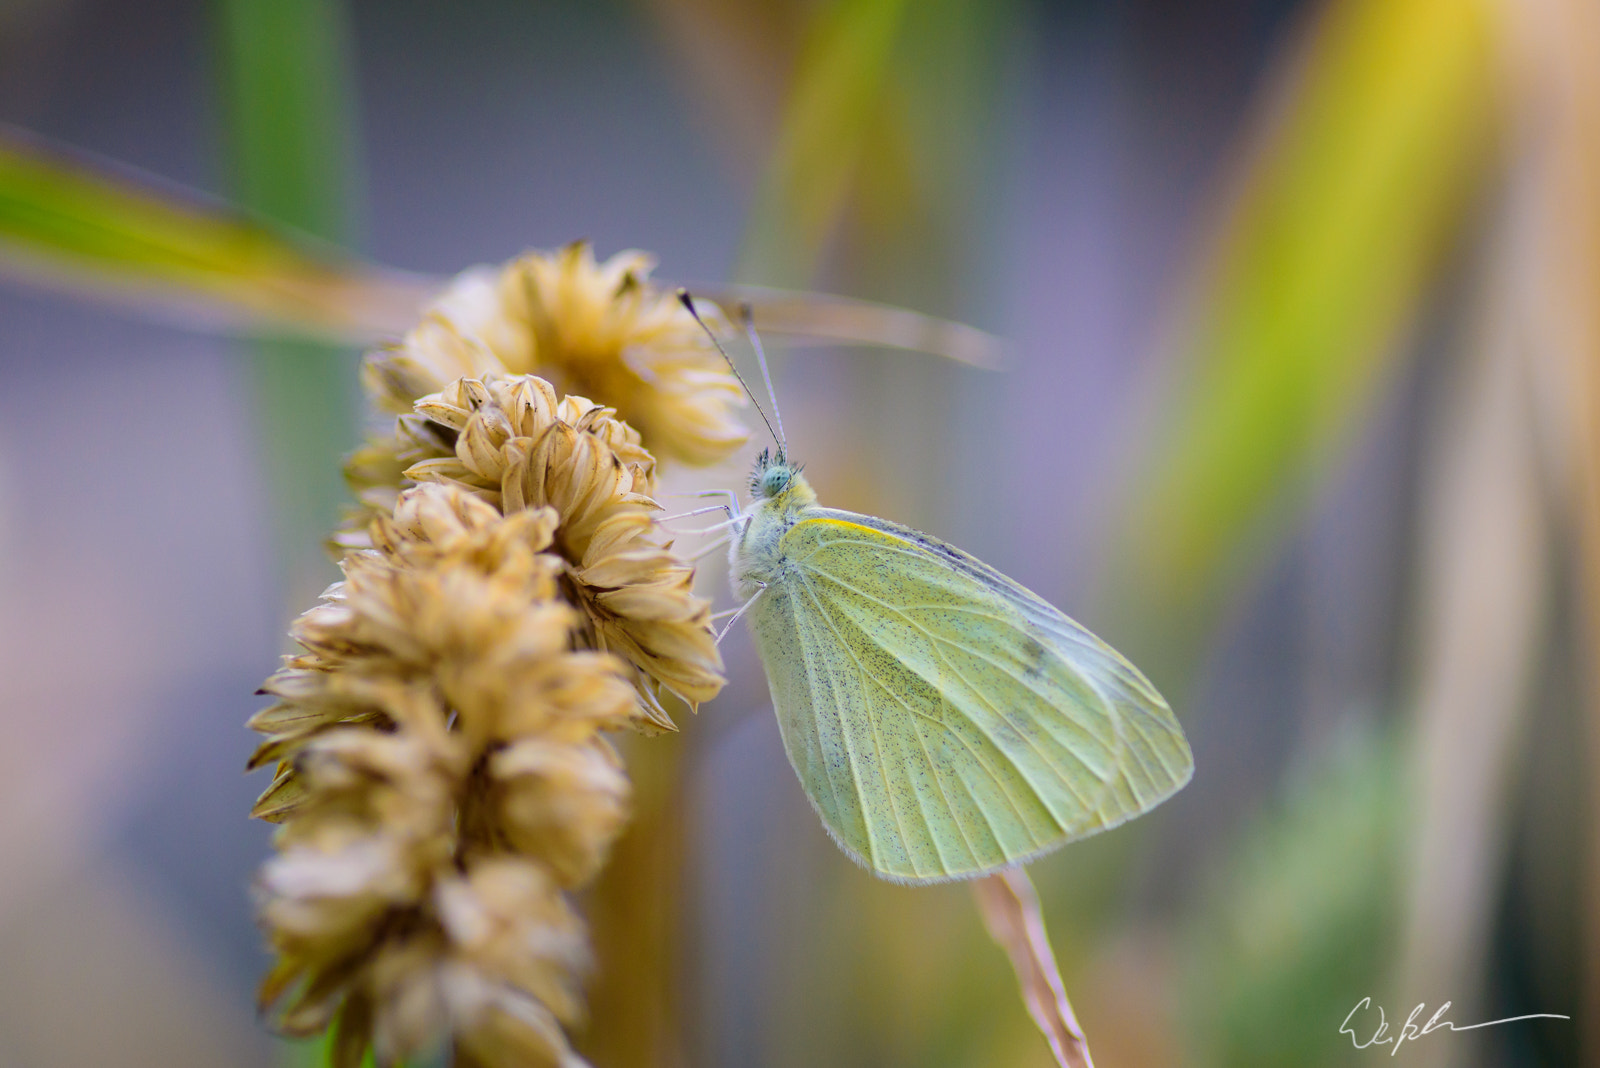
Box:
[0,125,432,342]
[1126,0,1502,614]
[739,0,912,283]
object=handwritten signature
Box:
[1341,997,1569,1056]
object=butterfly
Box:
[681,294,1193,883]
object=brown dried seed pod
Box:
[358,241,745,468]
[251,482,640,1067]
[398,374,722,731]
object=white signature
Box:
[1341,997,1569,1056]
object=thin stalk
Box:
[211,0,364,611]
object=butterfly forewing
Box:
[748,509,1193,883]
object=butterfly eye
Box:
[761,466,791,497]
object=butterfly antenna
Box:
[737,302,786,453]
[678,289,783,450]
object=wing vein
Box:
[784,584,852,843]
[805,565,1096,819]
[756,513,1193,879]
[797,569,1042,848]
[905,689,980,873]
[796,570,918,876]
[922,631,1103,812]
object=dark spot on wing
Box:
[1019,633,1047,679]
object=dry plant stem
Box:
[577,735,688,1068]
[973,867,1094,1068]
[1502,0,1600,1055]
[1528,3,1600,1057]
[1394,221,1546,1060]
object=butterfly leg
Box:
[714,582,766,644]
[693,488,742,521]
[655,503,735,523]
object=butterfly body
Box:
[731,452,1193,884]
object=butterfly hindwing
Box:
[746,509,1193,883]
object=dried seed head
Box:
[256,243,738,1067]
[253,484,636,790]
[370,372,721,731]
[252,482,640,1067]
[363,241,747,465]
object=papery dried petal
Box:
[255,241,745,1068]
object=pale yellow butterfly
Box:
[681,294,1193,883]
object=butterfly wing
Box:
[745,508,1192,883]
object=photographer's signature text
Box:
[1340,997,1569,1056]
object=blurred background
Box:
[0,0,1593,1066]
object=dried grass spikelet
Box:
[359,241,746,477]
[252,239,742,1065]
[252,479,665,1068]
[396,373,722,731]
[338,246,737,729]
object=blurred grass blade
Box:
[211,0,366,615]
[579,734,689,1068]
[1395,233,1546,1060]
[1183,724,1403,1066]
[637,0,799,166]
[973,868,1094,1068]
[691,282,1004,368]
[1124,0,1502,616]
[282,1032,377,1068]
[0,124,432,340]
[1503,0,1600,1052]
[214,0,353,239]
[739,0,911,283]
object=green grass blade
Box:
[213,0,357,241]
[1122,0,1502,620]
[0,125,430,340]
[1183,725,1405,1067]
[739,0,913,284]
[211,0,366,608]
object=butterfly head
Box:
[750,448,815,509]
